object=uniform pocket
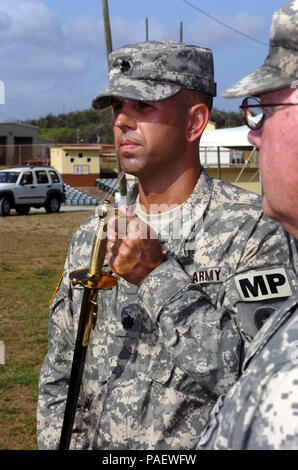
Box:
[147,341,210,400]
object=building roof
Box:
[200,125,252,149]
[0,121,39,130]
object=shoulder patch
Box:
[234,268,292,302]
[253,306,277,330]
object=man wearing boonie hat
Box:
[38,38,297,449]
[192,0,298,450]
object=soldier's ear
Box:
[186,103,209,143]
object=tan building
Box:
[50,122,217,187]
[50,144,117,186]
[205,120,216,131]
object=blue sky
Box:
[0,0,288,122]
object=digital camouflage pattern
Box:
[222,0,298,98]
[190,0,298,450]
[37,169,298,449]
[192,289,298,450]
[92,40,216,110]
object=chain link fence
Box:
[0,144,52,167]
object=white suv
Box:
[0,167,65,216]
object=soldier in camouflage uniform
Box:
[37,39,297,449]
[192,0,298,450]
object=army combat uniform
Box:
[192,288,298,450]
[37,168,298,449]
[191,0,298,450]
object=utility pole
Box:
[145,17,149,41]
[102,0,113,70]
[180,21,183,42]
[101,0,127,196]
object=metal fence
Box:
[199,147,259,167]
[0,144,52,166]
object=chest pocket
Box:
[147,341,214,401]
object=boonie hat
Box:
[92,40,217,109]
[222,0,298,98]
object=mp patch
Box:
[234,267,292,302]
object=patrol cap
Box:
[92,40,217,109]
[222,0,298,98]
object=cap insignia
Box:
[120,59,133,75]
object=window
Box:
[20,171,33,185]
[73,165,90,175]
[49,170,60,183]
[0,171,18,183]
[35,170,49,184]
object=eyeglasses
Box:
[239,96,298,130]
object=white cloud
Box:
[64,16,104,53]
[0,0,82,82]
[0,45,87,80]
[185,12,265,49]
[0,0,64,48]
[0,0,96,119]
[0,1,267,120]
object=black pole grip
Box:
[59,341,87,450]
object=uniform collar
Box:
[125,166,214,213]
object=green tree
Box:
[210,108,243,128]
[27,106,243,145]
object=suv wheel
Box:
[45,196,60,213]
[0,197,11,216]
[16,205,30,215]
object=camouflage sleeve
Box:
[139,259,242,394]
[139,215,297,391]
[37,249,75,450]
[190,295,298,450]
[223,217,297,348]
[242,364,298,449]
[194,363,298,450]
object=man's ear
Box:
[186,103,210,143]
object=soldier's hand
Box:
[107,208,164,285]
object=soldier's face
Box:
[248,87,298,238]
[111,94,189,179]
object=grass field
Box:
[0,208,94,450]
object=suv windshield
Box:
[0,171,19,183]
